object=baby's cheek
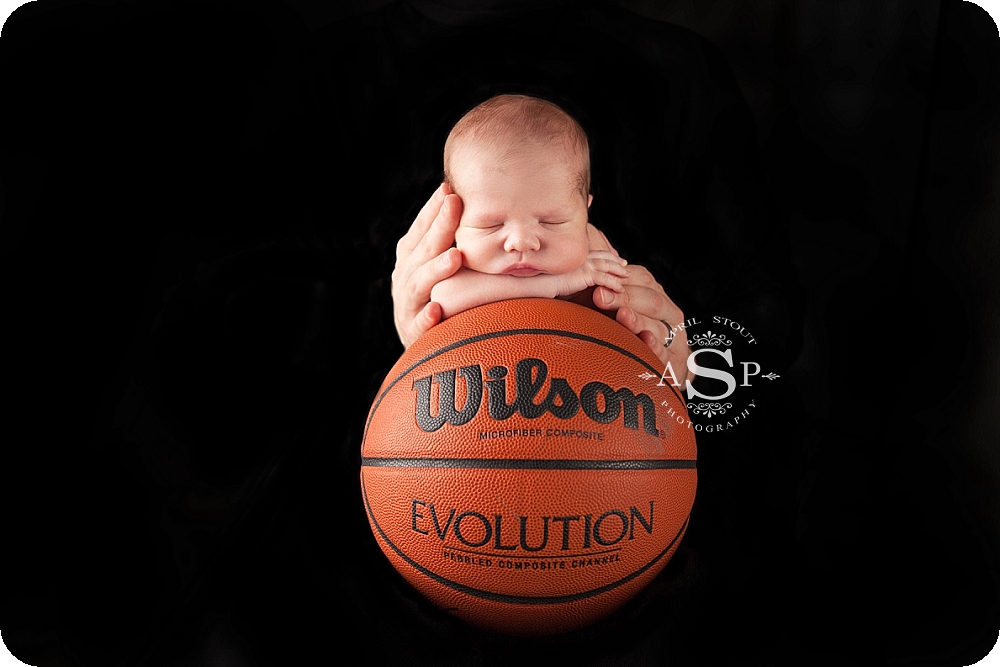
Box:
[454,237,490,272]
[568,235,591,269]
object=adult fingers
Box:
[394,258,454,349]
[419,193,463,262]
[617,304,692,376]
[593,281,687,370]
[399,301,444,350]
[594,282,683,328]
[397,184,446,258]
[394,246,462,317]
[392,244,460,347]
[614,304,675,348]
[401,194,463,279]
[392,183,461,350]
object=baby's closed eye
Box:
[466,218,505,229]
[464,223,503,232]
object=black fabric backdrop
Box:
[3,0,999,665]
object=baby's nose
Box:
[504,224,541,252]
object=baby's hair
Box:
[443,94,590,197]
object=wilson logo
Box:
[412,358,658,435]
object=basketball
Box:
[360,298,697,635]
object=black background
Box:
[3,0,999,665]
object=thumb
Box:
[414,301,442,341]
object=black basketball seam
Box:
[363,326,688,447]
[361,457,697,470]
[360,471,691,606]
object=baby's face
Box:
[451,142,591,277]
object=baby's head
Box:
[444,94,592,277]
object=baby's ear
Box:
[587,194,593,208]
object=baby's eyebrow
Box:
[536,209,573,220]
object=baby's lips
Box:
[503,264,544,277]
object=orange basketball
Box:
[361,298,697,635]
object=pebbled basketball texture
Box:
[361,298,697,635]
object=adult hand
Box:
[596,267,693,386]
[391,183,464,349]
[590,246,693,387]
